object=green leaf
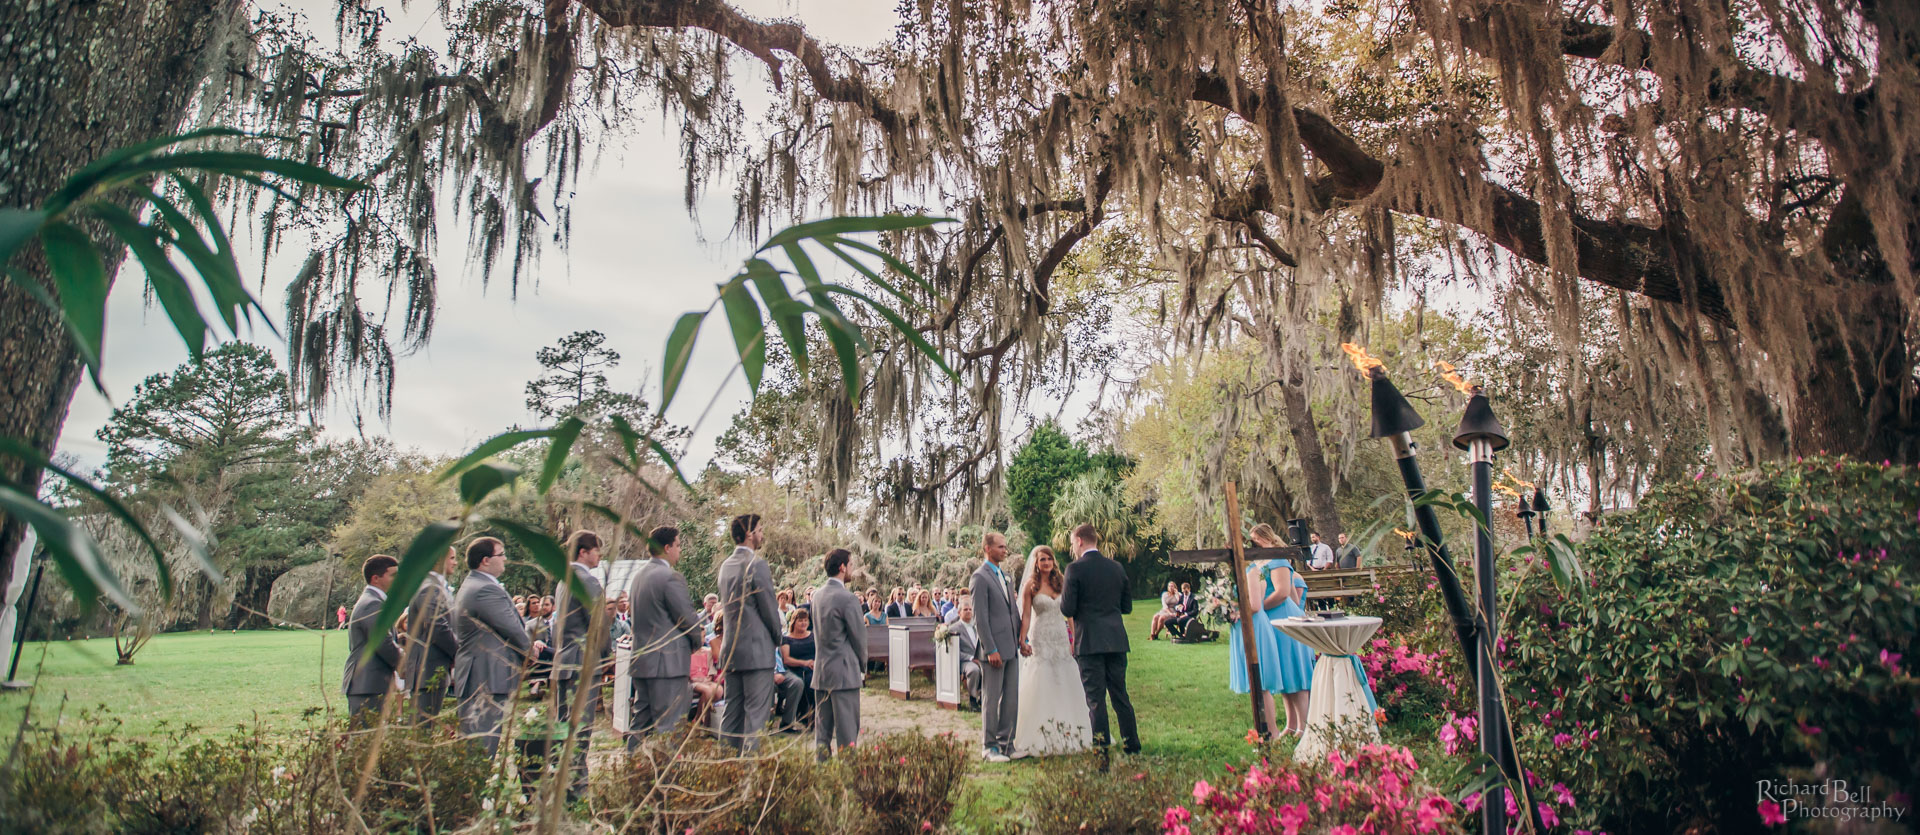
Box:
[171,175,274,337]
[538,416,584,494]
[648,438,694,492]
[582,502,653,542]
[367,520,463,659]
[819,283,959,383]
[2,267,63,331]
[825,234,946,302]
[487,517,586,602]
[756,214,951,250]
[660,310,706,412]
[0,481,133,612]
[818,237,926,313]
[0,208,46,266]
[458,462,520,506]
[45,127,250,212]
[439,429,552,482]
[89,203,209,359]
[100,150,365,195]
[39,222,110,390]
[140,191,247,333]
[718,278,767,393]
[745,259,809,376]
[606,414,642,469]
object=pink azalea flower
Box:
[1539,803,1561,827]
[1414,795,1455,833]
[1758,799,1787,826]
[1812,656,1830,670]
[1462,792,1483,813]
[1329,826,1359,835]
[1505,791,1520,817]
[1278,802,1311,835]
[1552,732,1573,748]
[1192,780,1214,802]
[1882,649,1904,670]
[1164,806,1193,827]
[1554,782,1577,808]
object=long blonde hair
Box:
[1026,546,1064,597]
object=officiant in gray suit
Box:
[401,546,460,721]
[626,525,703,743]
[453,536,537,754]
[344,554,402,724]
[812,548,868,760]
[716,514,783,751]
[969,531,1026,762]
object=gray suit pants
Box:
[774,673,805,728]
[556,678,599,795]
[980,657,1020,753]
[627,676,692,746]
[815,688,860,760]
[346,693,386,726]
[961,660,982,706]
[412,667,451,721]
[458,690,510,755]
[721,668,776,751]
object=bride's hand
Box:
[1019,641,1033,657]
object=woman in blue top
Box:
[1251,524,1317,734]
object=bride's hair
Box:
[1026,546,1065,596]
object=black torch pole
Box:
[1468,437,1507,834]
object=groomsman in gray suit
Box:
[812,548,868,760]
[716,514,782,751]
[553,530,608,793]
[402,546,460,720]
[453,536,537,754]
[626,525,702,743]
[969,532,1027,762]
[344,554,402,724]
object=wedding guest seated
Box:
[781,608,817,721]
[777,589,797,624]
[911,589,940,619]
[944,589,969,624]
[954,598,981,708]
[689,643,723,731]
[885,587,911,619]
[771,646,806,733]
[1150,581,1180,640]
[863,590,888,625]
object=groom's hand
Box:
[1018,641,1033,657]
[986,651,1003,668]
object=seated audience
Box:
[781,608,818,721]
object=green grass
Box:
[1,629,342,736]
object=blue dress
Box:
[1229,565,1284,694]
[1267,562,1316,693]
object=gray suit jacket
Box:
[1059,549,1132,656]
[969,561,1021,660]
[627,558,702,679]
[954,618,978,664]
[452,572,532,696]
[400,574,458,687]
[811,578,867,691]
[716,546,782,672]
[344,587,401,696]
[552,562,606,681]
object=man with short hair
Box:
[627,526,703,742]
[1335,532,1363,570]
[969,531,1025,762]
[1308,532,1336,570]
[453,536,534,754]
[1060,523,1140,754]
[885,587,911,619]
[553,530,609,794]
[344,554,403,724]
[954,597,981,708]
[401,546,460,721]
[716,514,783,751]
[812,548,868,760]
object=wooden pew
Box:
[885,617,941,698]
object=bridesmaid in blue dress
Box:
[1227,541,1284,736]
[1251,524,1317,734]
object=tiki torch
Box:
[1517,498,1537,540]
[1344,344,1540,833]
[1532,487,1552,536]
[1452,384,1512,835]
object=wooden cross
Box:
[1166,482,1306,740]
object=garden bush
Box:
[841,731,972,833]
[1501,456,1920,832]
[1024,750,1192,834]
[1168,744,1465,834]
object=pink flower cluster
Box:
[1438,714,1478,756]
[1169,745,1458,835]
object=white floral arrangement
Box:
[933,623,954,644]
[1201,575,1239,626]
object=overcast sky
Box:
[57,0,904,473]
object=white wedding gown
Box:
[1012,592,1093,757]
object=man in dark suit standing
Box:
[553,530,608,794]
[1058,524,1140,754]
[344,554,402,725]
[812,548,868,760]
[626,526,703,744]
[453,536,537,754]
[716,513,783,751]
[402,546,460,721]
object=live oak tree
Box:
[4,0,1914,603]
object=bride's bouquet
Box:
[1200,576,1238,626]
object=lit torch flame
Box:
[1503,468,1535,490]
[1495,483,1522,500]
[1434,361,1476,394]
[1341,343,1385,376]
[1394,528,1417,542]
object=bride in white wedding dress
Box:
[1012,546,1093,757]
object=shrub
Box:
[1170,745,1465,834]
[594,734,832,833]
[1025,751,1190,834]
[1359,638,1466,733]
[1501,456,1920,832]
[841,731,971,834]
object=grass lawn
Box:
[1,628,344,737]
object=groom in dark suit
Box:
[1059,524,1140,754]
